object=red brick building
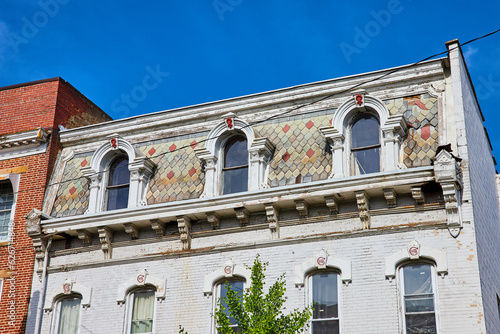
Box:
[0,78,111,333]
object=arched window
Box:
[126,288,156,334]
[0,181,14,241]
[400,263,437,334]
[350,114,380,175]
[53,295,81,334]
[222,136,248,195]
[309,271,340,334]
[107,156,130,211]
[215,279,244,333]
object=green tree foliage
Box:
[179,255,312,334]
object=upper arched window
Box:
[222,136,248,195]
[107,156,130,211]
[400,263,438,334]
[0,181,14,241]
[53,295,82,334]
[350,114,380,175]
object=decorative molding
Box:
[411,186,425,204]
[265,203,279,239]
[206,212,220,230]
[177,216,191,250]
[77,229,92,246]
[25,208,51,279]
[234,207,249,226]
[355,191,370,229]
[383,188,397,208]
[294,200,309,218]
[124,223,139,239]
[385,241,448,281]
[294,250,352,287]
[203,260,251,295]
[433,149,463,237]
[0,128,49,161]
[150,219,165,237]
[324,196,339,215]
[98,227,113,259]
[116,269,166,304]
[44,278,92,311]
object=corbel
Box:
[124,223,140,240]
[25,208,51,279]
[97,227,113,259]
[294,200,309,218]
[265,203,279,239]
[234,207,249,226]
[411,186,425,205]
[206,212,220,230]
[383,188,397,208]
[77,229,92,246]
[177,216,192,250]
[324,196,339,215]
[150,219,165,237]
[355,191,370,229]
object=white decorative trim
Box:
[203,260,251,295]
[0,128,49,161]
[82,135,156,213]
[116,269,166,304]
[320,91,408,178]
[44,278,92,311]
[385,241,448,280]
[295,250,352,287]
[195,113,274,197]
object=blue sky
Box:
[1,0,499,164]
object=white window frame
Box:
[52,294,83,334]
[399,262,439,334]
[213,278,246,334]
[124,286,157,334]
[195,113,274,198]
[81,135,156,213]
[348,113,382,175]
[320,91,408,178]
[307,270,342,334]
[105,155,131,211]
[0,175,20,242]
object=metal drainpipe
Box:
[34,237,52,334]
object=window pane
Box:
[224,137,248,168]
[0,181,14,211]
[109,157,130,186]
[131,289,155,334]
[405,295,435,313]
[312,272,338,319]
[58,297,81,334]
[403,265,433,295]
[312,320,340,334]
[222,168,248,195]
[351,115,379,148]
[220,281,244,326]
[405,313,437,334]
[107,185,130,211]
[352,147,380,174]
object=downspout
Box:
[34,237,52,334]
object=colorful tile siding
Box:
[49,93,439,217]
[51,155,91,217]
[384,93,439,167]
[254,114,332,187]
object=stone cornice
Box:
[0,128,49,160]
[59,59,445,147]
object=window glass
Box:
[222,137,248,195]
[218,280,244,333]
[351,115,380,175]
[130,289,155,334]
[107,156,130,210]
[311,272,339,334]
[402,264,437,334]
[56,296,81,334]
[0,181,14,241]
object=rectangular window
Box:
[310,272,340,334]
[55,297,81,334]
[401,264,437,334]
[0,181,14,241]
[130,289,155,334]
[217,281,244,333]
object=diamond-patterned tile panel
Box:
[384,93,439,168]
[51,155,92,218]
[254,115,332,187]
